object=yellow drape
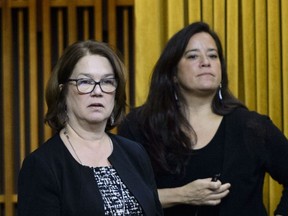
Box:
[134,0,287,214]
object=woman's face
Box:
[66,54,116,128]
[175,32,222,98]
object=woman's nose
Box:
[90,83,103,95]
[200,56,211,67]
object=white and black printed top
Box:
[94,166,144,216]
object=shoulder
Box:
[118,106,147,142]
[226,107,270,125]
[21,134,65,170]
[109,133,154,175]
[225,107,279,139]
[109,133,152,168]
[19,134,65,188]
[122,106,143,123]
[110,133,147,155]
[27,134,63,159]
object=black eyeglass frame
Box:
[67,78,117,94]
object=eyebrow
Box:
[103,74,115,78]
[184,48,217,55]
[77,73,115,79]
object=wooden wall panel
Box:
[2,1,14,216]
[0,1,134,215]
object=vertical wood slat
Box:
[42,0,53,141]
[2,0,14,215]
[0,17,3,195]
[18,10,26,167]
[28,0,38,152]
[57,9,64,56]
[123,8,130,107]
[108,0,116,47]
[94,0,103,41]
[83,8,90,40]
[68,0,77,45]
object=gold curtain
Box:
[134,0,288,215]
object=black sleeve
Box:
[18,154,61,216]
[263,118,288,216]
[144,156,163,216]
[134,140,163,215]
[118,115,136,140]
[118,108,146,144]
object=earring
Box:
[110,114,115,126]
[218,83,223,100]
[174,91,181,108]
[174,91,179,102]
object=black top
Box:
[157,118,225,216]
[18,133,163,216]
[118,107,288,216]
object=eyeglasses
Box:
[67,78,117,94]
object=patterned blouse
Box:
[93,166,144,215]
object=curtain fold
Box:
[134,0,287,214]
[167,0,185,37]
[226,0,240,96]
[255,0,268,114]
[242,0,256,109]
[134,0,163,105]
[188,0,201,22]
[266,1,283,214]
[282,0,288,138]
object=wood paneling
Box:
[0,1,134,215]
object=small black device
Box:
[211,173,221,182]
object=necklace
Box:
[64,130,83,164]
[63,129,113,166]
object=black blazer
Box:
[18,133,163,216]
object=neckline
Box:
[192,116,225,152]
[58,132,114,168]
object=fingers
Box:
[204,189,230,206]
[202,182,230,206]
[179,179,231,206]
[194,179,231,206]
[210,185,230,198]
[204,199,222,206]
[208,179,231,191]
[219,183,231,192]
